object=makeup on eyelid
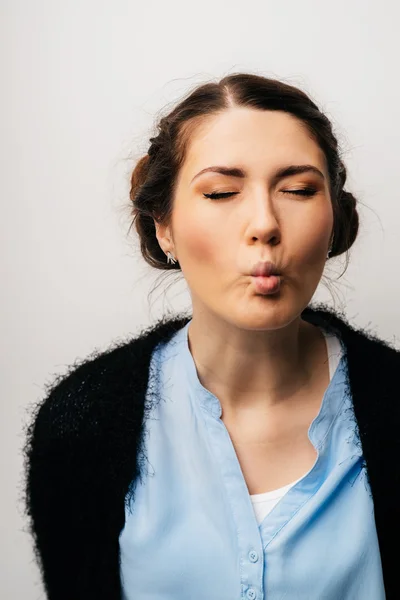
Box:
[203,187,317,200]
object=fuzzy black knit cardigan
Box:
[24,303,400,600]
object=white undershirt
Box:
[249,328,343,525]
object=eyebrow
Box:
[190,164,325,184]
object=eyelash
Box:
[203,188,317,200]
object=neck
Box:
[187,311,327,418]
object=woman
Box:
[24,73,399,600]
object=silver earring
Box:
[166,251,177,265]
[327,240,333,259]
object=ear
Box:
[154,219,174,256]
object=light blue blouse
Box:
[119,320,385,599]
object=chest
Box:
[222,416,317,494]
[221,384,327,495]
[228,429,317,494]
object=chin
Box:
[224,300,296,332]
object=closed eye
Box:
[203,187,317,201]
[284,187,317,197]
[203,191,239,200]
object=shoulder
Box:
[28,338,141,444]
[23,313,191,530]
[304,302,400,362]
[25,313,191,445]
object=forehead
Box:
[181,107,327,178]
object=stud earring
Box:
[327,238,334,259]
[166,251,177,265]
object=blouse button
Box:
[248,550,259,563]
[246,589,257,600]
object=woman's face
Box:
[155,107,334,330]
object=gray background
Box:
[2,0,399,597]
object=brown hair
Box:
[129,73,359,273]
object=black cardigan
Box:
[24,303,400,599]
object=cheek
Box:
[184,229,215,263]
[175,210,225,266]
[296,209,332,264]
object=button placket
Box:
[205,418,264,599]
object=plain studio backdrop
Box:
[2,0,400,597]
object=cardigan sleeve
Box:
[24,360,125,600]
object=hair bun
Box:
[130,154,150,199]
[330,189,359,258]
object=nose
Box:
[246,193,281,247]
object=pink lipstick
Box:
[250,261,282,295]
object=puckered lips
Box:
[250,261,282,295]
